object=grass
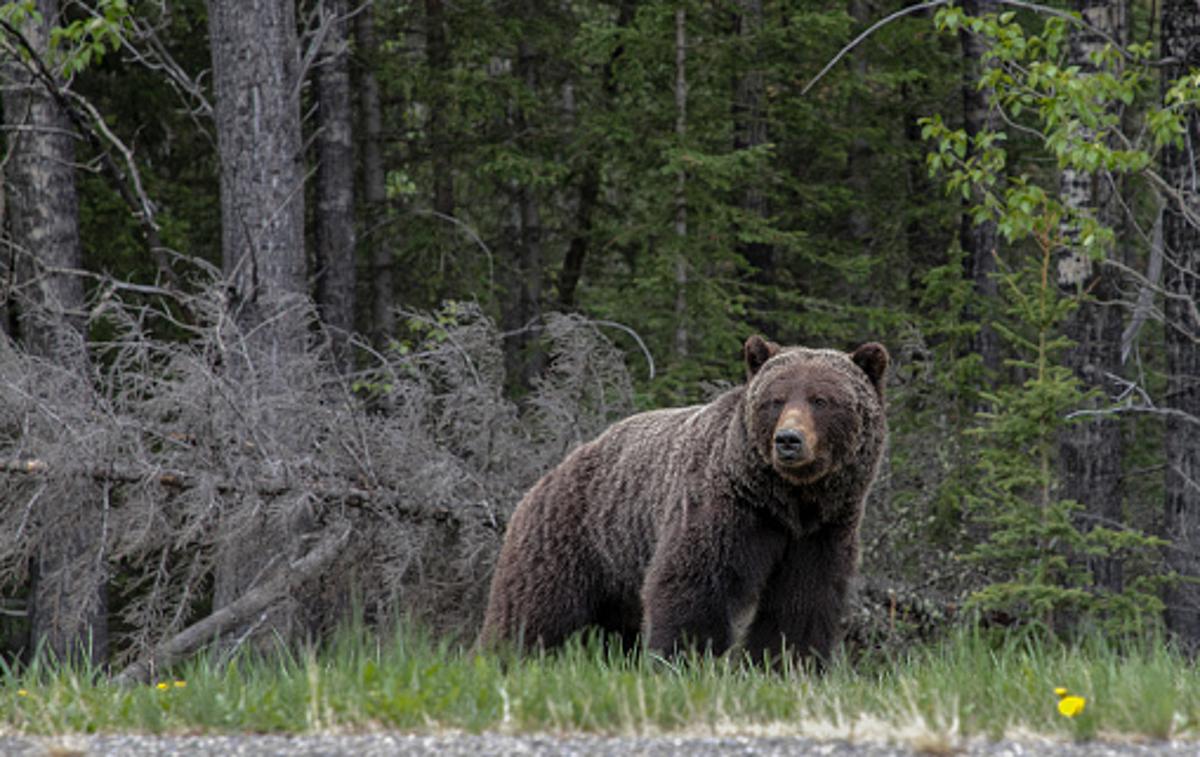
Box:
[2,627,1198,746]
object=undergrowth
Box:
[2,626,1197,745]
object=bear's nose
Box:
[774,429,807,461]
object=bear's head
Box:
[742,335,888,485]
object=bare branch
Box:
[112,526,352,686]
[1066,403,1200,429]
[0,16,176,285]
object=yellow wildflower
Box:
[156,682,169,691]
[173,680,187,688]
[1054,687,1086,718]
[1058,695,1086,717]
[17,689,27,697]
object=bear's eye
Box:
[811,396,829,409]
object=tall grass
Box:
[2,627,1197,744]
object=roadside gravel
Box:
[1,732,1197,756]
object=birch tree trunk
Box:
[314,0,357,371]
[1056,0,1126,595]
[1160,0,1200,644]
[1,0,107,664]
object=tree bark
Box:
[314,0,357,371]
[356,3,395,348]
[733,0,773,332]
[1161,0,1200,644]
[206,0,306,634]
[1,0,107,665]
[207,0,307,351]
[425,0,454,219]
[845,0,872,246]
[1056,0,1127,595]
[558,0,635,311]
[673,7,688,361]
[959,0,1001,377]
[502,37,545,392]
[558,164,598,311]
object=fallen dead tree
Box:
[0,460,498,529]
[0,284,634,669]
[112,526,353,685]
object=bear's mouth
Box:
[771,452,829,484]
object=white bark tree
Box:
[1056,0,1127,594]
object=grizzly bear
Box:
[479,335,888,665]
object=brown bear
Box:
[479,335,888,665]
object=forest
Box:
[0,0,1196,680]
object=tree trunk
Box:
[207,0,306,631]
[425,0,454,219]
[845,0,872,246]
[1056,0,1127,595]
[1,0,107,665]
[1161,0,1200,645]
[558,0,635,311]
[559,164,598,311]
[356,3,396,348]
[733,0,773,332]
[673,7,688,361]
[501,38,544,392]
[959,0,1001,377]
[208,0,306,350]
[314,0,357,371]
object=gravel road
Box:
[1,732,1197,756]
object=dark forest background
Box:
[0,0,1198,678]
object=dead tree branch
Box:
[0,458,492,528]
[111,525,352,686]
[0,16,176,286]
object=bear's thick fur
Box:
[479,335,888,664]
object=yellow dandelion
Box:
[17,689,27,697]
[173,680,187,688]
[1058,695,1086,718]
[156,682,169,691]
[1054,686,1086,718]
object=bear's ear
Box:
[743,335,780,380]
[851,342,889,397]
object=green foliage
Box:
[12,0,1188,647]
[922,6,1171,637]
[960,233,1157,633]
[49,0,130,75]
[0,0,131,76]
[368,0,960,404]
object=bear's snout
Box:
[770,405,819,473]
[773,428,808,461]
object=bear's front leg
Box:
[742,523,857,669]
[640,504,785,657]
